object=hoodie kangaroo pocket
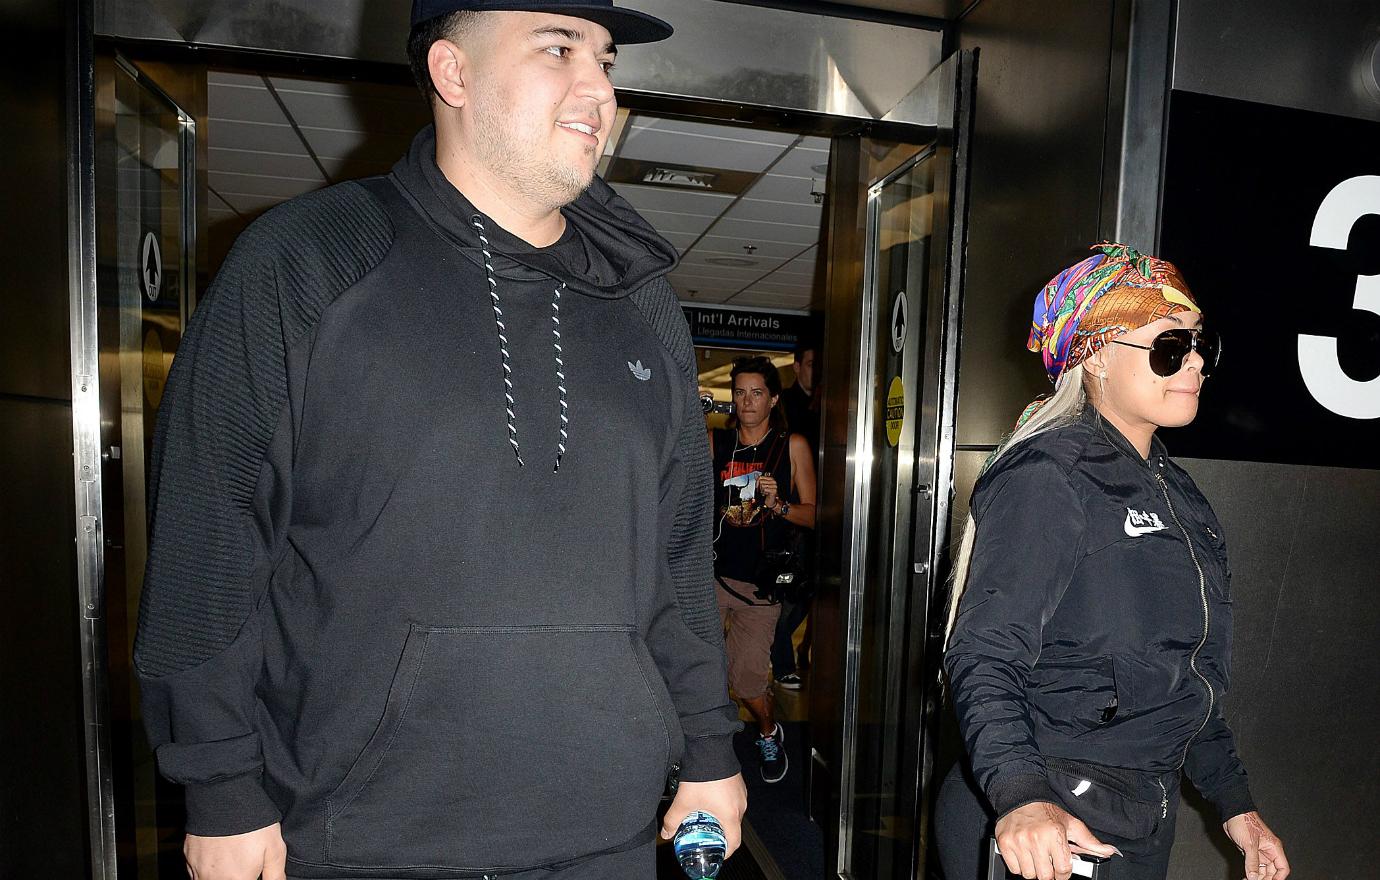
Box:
[324,624,674,870]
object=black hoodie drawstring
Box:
[471,215,568,473]
[551,283,568,471]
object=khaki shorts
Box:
[716,577,782,699]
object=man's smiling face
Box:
[463,12,618,209]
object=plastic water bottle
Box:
[672,810,727,879]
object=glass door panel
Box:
[821,47,975,880]
[96,54,194,878]
[840,152,936,880]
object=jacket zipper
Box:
[1155,471,1215,793]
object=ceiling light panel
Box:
[605,158,757,194]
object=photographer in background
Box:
[709,356,817,783]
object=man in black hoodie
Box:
[134,2,746,878]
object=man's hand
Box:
[1224,811,1289,880]
[994,801,1117,880]
[184,823,287,880]
[660,775,749,857]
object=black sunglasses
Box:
[1112,328,1221,377]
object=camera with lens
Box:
[700,392,734,415]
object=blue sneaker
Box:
[756,723,788,783]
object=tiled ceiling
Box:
[207,70,429,218]
[207,70,828,310]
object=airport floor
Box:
[656,620,824,880]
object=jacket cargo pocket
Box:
[323,623,673,871]
[1026,656,1120,737]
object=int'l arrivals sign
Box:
[681,304,816,352]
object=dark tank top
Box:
[711,427,794,583]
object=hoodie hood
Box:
[391,125,678,299]
[387,126,681,473]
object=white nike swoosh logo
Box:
[1124,514,1167,537]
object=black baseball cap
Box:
[410,0,673,45]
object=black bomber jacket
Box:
[945,406,1256,826]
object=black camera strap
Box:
[715,574,761,606]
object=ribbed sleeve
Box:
[134,181,393,834]
[136,181,392,676]
[630,276,741,781]
[629,277,722,647]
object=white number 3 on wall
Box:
[1300,175,1380,419]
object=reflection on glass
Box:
[100,60,192,878]
[846,155,934,879]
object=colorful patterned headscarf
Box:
[1028,243,1201,384]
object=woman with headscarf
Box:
[936,245,1290,880]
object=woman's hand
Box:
[994,801,1118,880]
[1224,811,1289,880]
[757,475,779,509]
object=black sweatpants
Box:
[934,762,1178,880]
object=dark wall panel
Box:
[1170,458,1380,878]
[2,0,76,402]
[954,0,1126,448]
[0,398,87,877]
[0,0,89,874]
[1172,0,1380,125]
[1161,3,1380,875]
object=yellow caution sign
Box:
[885,375,905,447]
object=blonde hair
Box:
[943,364,1090,642]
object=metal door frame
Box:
[830,48,976,880]
[70,0,202,869]
[66,1,118,877]
[835,145,933,879]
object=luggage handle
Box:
[988,839,1107,879]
